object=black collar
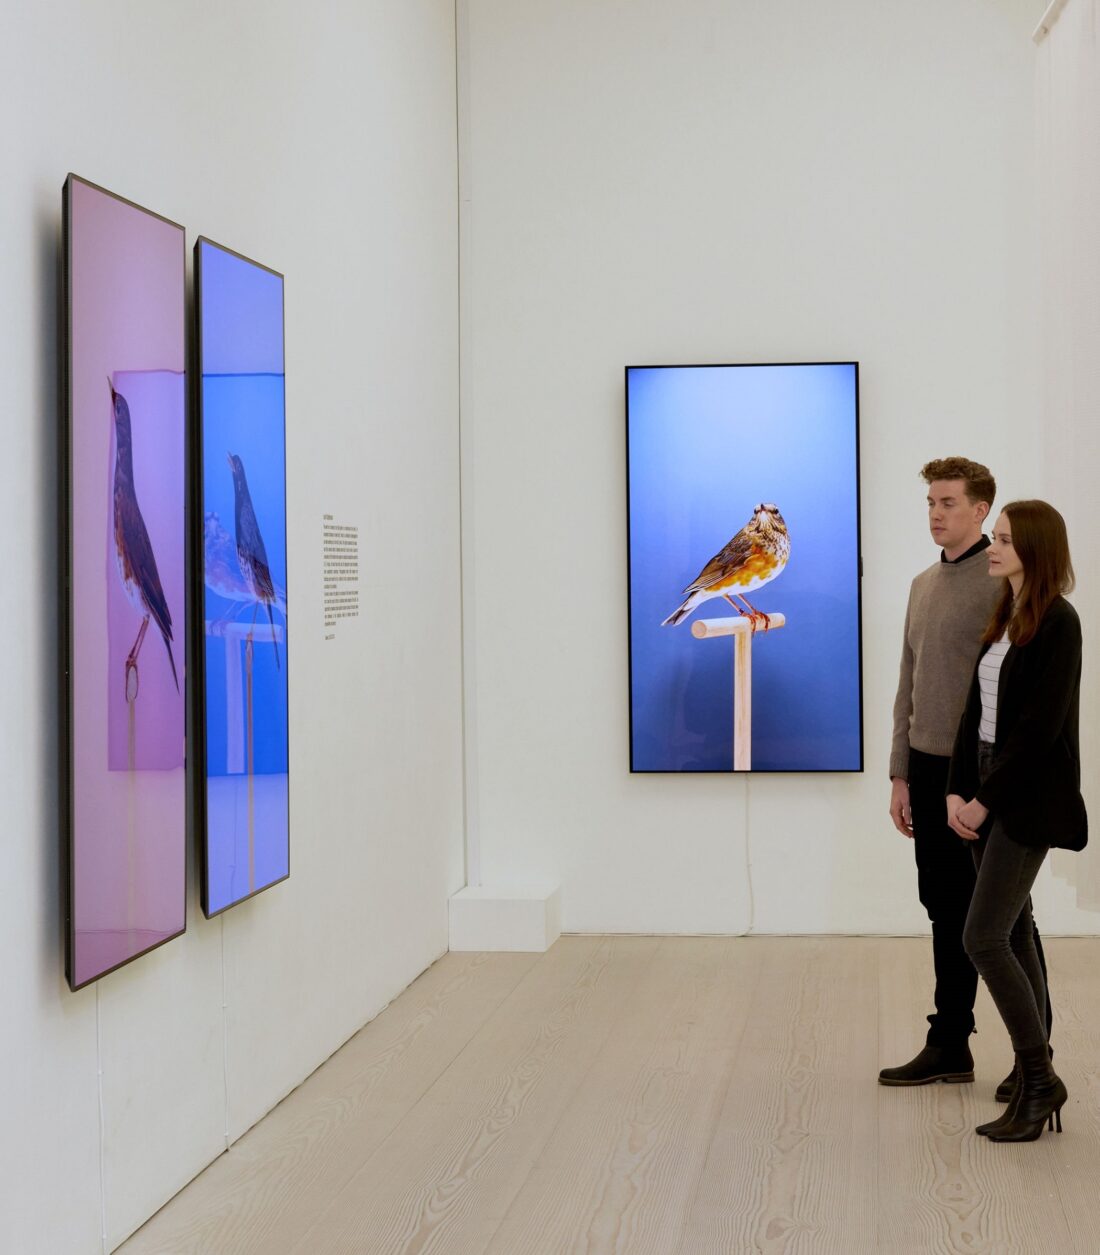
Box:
[941,535,990,565]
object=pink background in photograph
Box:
[106,369,185,770]
[69,178,186,987]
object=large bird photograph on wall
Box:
[195,238,289,916]
[626,362,863,772]
[62,175,187,988]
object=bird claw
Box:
[744,609,770,634]
[125,658,139,703]
[723,595,770,633]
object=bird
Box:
[203,510,286,618]
[226,453,281,668]
[661,502,790,631]
[109,379,179,691]
[203,511,253,608]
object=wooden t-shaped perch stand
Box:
[691,613,786,770]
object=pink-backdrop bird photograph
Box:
[65,175,186,988]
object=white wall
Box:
[0,3,463,1252]
[458,0,1100,936]
[1036,0,1100,911]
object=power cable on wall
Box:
[454,0,480,890]
[95,984,108,1254]
[221,913,231,1148]
[741,775,756,936]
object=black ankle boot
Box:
[993,1067,1017,1104]
[878,1042,974,1086]
[978,1062,1021,1136]
[994,1043,1053,1103]
[986,1046,1066,1142]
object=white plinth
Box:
[449,884,562,952]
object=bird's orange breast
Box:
[712,545,780,589]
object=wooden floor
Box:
[119,937,1100,1255]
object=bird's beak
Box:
[107,376,115,400]
[226,452,234,470]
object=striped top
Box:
[978,636,1011,742]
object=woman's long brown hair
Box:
[983,499,1075,646]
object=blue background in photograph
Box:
[628,364,861,771]
[202,374,288,776]
[200,240,289,909]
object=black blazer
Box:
[947,596,1087,851]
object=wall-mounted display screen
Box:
[626,362,863,773]
[194,238,289,916]
[62,175,187,988]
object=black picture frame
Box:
[62,174,189,989]
[193,236,291,918]
[625,360,864,775]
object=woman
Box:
[946,499,1086,1142]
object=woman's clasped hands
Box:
[946,794,990,842]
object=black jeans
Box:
[908,748,1052,1047]
[962,742,1051,1053]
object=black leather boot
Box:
[986,1046,1066,1142]
[993,1067,1017,1104]
[878,1042,974,1086]
[978,1062,1020,1136]
[994,1043,1052,1103]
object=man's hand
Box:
[889,777,913,838]
[947,794,988,842]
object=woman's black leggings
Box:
[961,742,1050,1053]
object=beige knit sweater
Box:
[889,546,1002,779]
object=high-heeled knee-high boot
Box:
[986,1045,1067,1143]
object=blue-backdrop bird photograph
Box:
[198,238,289,914]
[627,363,862,772]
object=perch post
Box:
[690,613,786,769]
[206,617,283,891]
[126,660,138,940]
[246,637,255,894]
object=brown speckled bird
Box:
[110,379,179,691]
[204,510,286,618]
[227,452,280,669]
[661,502,790,631]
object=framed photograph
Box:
[194,238,289,916]
[626,362,863,773]
[62,175,187,988]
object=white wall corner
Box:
[449,883,562,952]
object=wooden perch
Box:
[205,619,285,643]
[690,613,786,639]
[690,612,786,769]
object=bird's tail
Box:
[162,631,180,693]
[661,594,698,627]
[266,600,280,670]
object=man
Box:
[880,457,1051,1090]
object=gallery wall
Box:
[5,1,1099,1249]
[0,2,463,1252]
[1036,0,1100,908]
[458,0,1100,936]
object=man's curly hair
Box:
[920,457,996,507]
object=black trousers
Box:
[963,742,1050,1052]
[907,748,1052,1047]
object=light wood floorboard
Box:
[118,937,1100,1255]
[118,950,542,1255]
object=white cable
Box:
[454,0,481,889]
[1032,0,1070,44]
[96,984,108,1254]
[742,776,756,936]
[221,914,231,1148]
